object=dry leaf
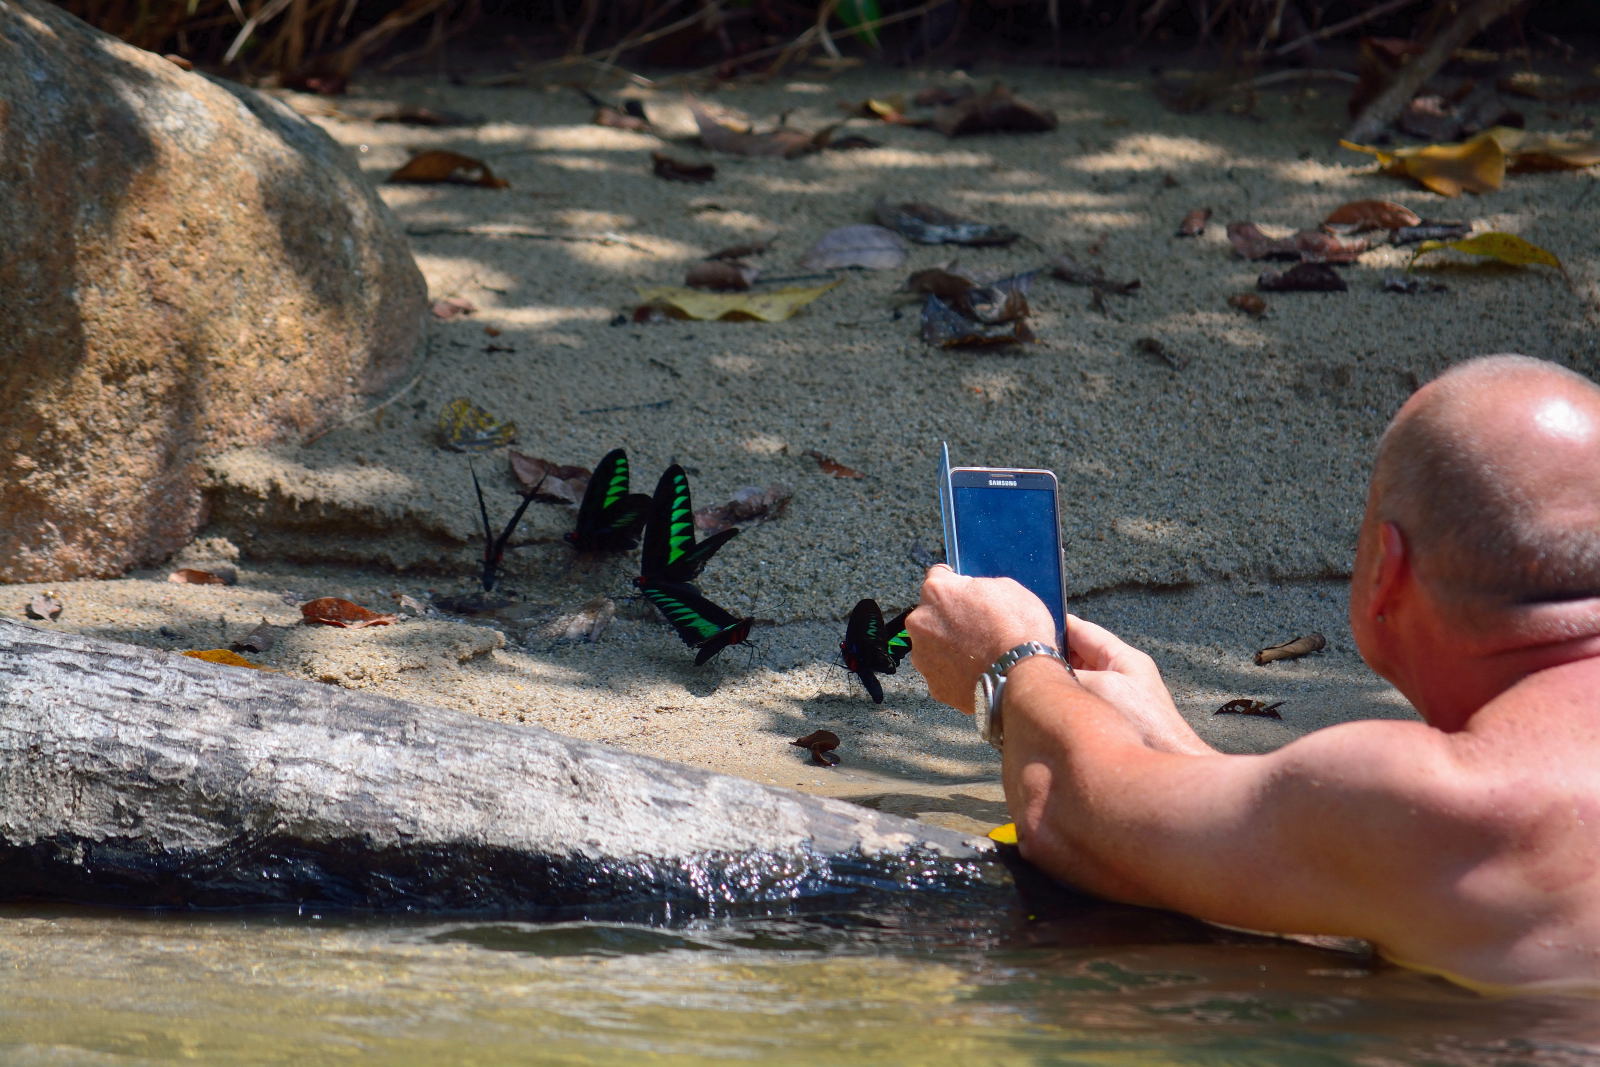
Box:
[592,102,650,132]
[1226,222,1366,263]
[372,106,477,126]
[802,450,865,479]
[438,397,516,452]
[1390,220,1473,246]
[1339,133,1505,196]
[1321,200,1421,234]
[651,152,715,183]
[1214,698,1284,719]
[24,594,62,620]
[1408,232,1563,271]
[920,293,1035,347]
[686,96,834,158]
[181,649,274,671]
[1483,127,1600,172]
[791,729,841,766]
[685,260,759,291]
[694,484,793,532]
[541,596,616,643]
[1257,263,1347,292]
[1382,274,1447,294]
[431,296,477,320]
[875,200,1019,246]
[508,451,590,504]
[231,618,284,654]
[300,596,398,628]
[932,83,1057,137]
[1228,292,1268,318]
[1177,208,1212,237]
[168,567,233,586]
[1254,632,1326,665]
[636,279,841,322]
[800,225,908,270]
[387,150,509,188]
[905,267,978,303]
[708,239,774,260]
[962,273,1036,324]
[1048,250,1140,297]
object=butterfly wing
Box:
[641,579,736,644]
[843,598,897,674]
[882,607,913,672]
[570,449,649,551]
[693,616,753,666]
[853,668,885,703]
[641,464,738,582]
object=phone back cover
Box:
[938,441,958,571]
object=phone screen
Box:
[950,470,1066,641]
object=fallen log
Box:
[0,619,1004,917]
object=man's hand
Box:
[1063,613,1205,753]
[907,566,1057,714]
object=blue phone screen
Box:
[953,483,1066,639]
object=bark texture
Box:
[0,619,1003,917]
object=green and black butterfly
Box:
[840,597,912,703]
[637,464,739,586]
[470,460,539,592]
[640,579,754,665]
[565,448,651,553]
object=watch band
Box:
[977,641,1070,750]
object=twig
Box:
[303,363,426,445]
[1345,0,1522,144]
[577,399,673,416]
[1240,68,1359,90]
[1265,0,1423,59]
[405,225,655,253]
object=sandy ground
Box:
[6,56,1598,836]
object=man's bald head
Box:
[1372,355,1600,616]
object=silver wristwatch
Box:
[977,640,1070,751]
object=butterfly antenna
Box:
[488,491,539,591]
[469,459,498,591]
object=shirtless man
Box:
[910,354,1600,992]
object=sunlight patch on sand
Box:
[1069,133,1230,173]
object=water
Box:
[5,899,1600,1065]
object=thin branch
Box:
[1266,0,1423,58]
[405,225,655,253]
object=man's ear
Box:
[1369,521,1409,620]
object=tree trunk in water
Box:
[0,619,1005,917]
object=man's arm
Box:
[909,568,1505,948]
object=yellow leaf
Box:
[181,649,275,670]
[1341,133,1505,196]
[987,822,1018,844]
[1484,127,1600,172]
[1410,231,1563,270]
[437,397,516,453]
[637,279,842,322]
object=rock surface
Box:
[0,0,426,582]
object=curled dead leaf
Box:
[592,101,650,132]
[1254,632,1326,665]
[1390,220,1472,246]
[1321,199,1421,234]
[373,106,477,127]
[1214,698,1284,718]
[387,150,508,188]
[168,567,234,586]
[300,597,398,628]
[438,397,516,452]
[920,293,1035,348]
[1257,263,1347,292]
[1228,222,1367,263]
[1227,292,1268,318]
[800,225,908,271]
[686,95,834,158]
[932,82,1056,137]
[430,296,477,320]
[802,450,865,479]
[685,260,759,291]
[876,200,1018,246]
[694,484,792,532]
[24,594,62,621]
[1177,207,1212,237]
[1048,250,1139,296]
[708,239,774,261]
[231,618,285,654]
[1339,133,1505,197]
[652,152,715,183]
[791,729,841,766]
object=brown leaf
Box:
[1228,292,1268,318]
[802,450,865,479]
[1322,199,1422,234]
[932,83,1057,137]
[168,567,234,586]
[905,267,978,303]
[24,594,62,621]
[1214,698,1284,719]
[685,260,759,291]
[181,648,274,671]
[299,596,398,628]
[875,200,1018,246]
[791,729,841,766]
[651,152,715,183]
[961,273,1036,325]
[431,296,477,320]
[1292,231,1369,264]
[231,618,285,654]
[387,150,508,188]
[800,224,908,270]
[1047,250,1139,295]
[592,103,650,132]
[1257,263,1347,292]
[1254,632,1327,665]
[694,484,793,532]
[1226,221,1299,261]
[686,96,833,159]
[1176,207,1212,237]
[372,106,477,127]
[508,450,590,504]
[920,293,1035,348]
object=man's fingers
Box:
[1065,613,1136,671]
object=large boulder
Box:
[0,0,426,582]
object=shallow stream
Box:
[6,898,1600,1064]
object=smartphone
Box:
[939,443,1068,645]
